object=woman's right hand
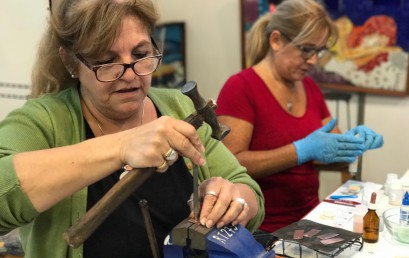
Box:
[118,116,206,171]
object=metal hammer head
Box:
[181,81,230,140]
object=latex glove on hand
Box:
[294,119,365,165]
[345,125,383,151]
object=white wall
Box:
[360,95,409,181]
[0,0,48,118]
[324,93,409,184]
[1,0,409,189]
[155,0,242,100]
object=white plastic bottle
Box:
[384,173,398,197]
[389,178,403,206]
[353,205,368,233]
[401,191,409,225]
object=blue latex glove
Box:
[293,119,365,165]
[345,125,383,151]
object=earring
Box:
[71,73,76,79]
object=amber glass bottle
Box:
[363,192,379,243]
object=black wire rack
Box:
[271,237,363,258]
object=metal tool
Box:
[63,81,230,248]
[193,164,200,223]
[163,221,276,258]
[139,199,160,258]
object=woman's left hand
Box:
[189,177,250,228]
[345,125,384,150]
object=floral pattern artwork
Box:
[317,15,408,92]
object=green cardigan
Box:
[0,86,264,258]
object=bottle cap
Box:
[387,173,398,181]
[403,191,409,206]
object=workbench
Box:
[272,180,409,258]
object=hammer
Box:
[63,81,230,248]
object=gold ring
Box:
[232,197,246,209]
[205,191,218,198]
[157,160,168,171]
[163,148,178,162]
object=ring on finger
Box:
[187,198,193,206]
[157,160,168,171]
[205,191,218,198]
[232,197,246,209]
[163,148,178,162]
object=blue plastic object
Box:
[330,195,358,200]
[164,224,275,258]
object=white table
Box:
[273,180,409,258]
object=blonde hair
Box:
[30,0,159,98]
[246,0,337,66]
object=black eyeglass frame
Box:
[279,32,328,60]
[75,37,162,82]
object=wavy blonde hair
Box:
[30,0,159,98]
[246,0,337,66]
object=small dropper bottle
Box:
[363,192,379,243]
[401,191,409,225]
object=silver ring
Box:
[157,160,168,171]
[187,198,193,206]
[163,148,178,162]
[232,197,246,209]
[205,191,218,198]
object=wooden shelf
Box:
[319,83,409,97]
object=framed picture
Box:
[240,0,282,68]
[241,0,409,96]
[152,22,186,89]
[308,0,409,96]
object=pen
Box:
[330,194,358,200]
[323,199,361,207]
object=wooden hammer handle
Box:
[63,167,155,248]
[63,113,206,248]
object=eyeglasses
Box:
[75,37,162,82]
[280,32,327,60]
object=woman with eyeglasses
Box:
[0,1,265,257]
[216,0,383,240]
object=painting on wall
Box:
[152,22,186,89]
[241,0,409,95]
[241,0,282,67]
[307,0,409,94]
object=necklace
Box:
[81,97,145,179]
[287,101,293,112]
[262,59,296,113]
[285,82,297,113]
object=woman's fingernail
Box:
[200,217,206,226]
[217,222,225,228]
[199,158,206,166]
[205,220,214,228]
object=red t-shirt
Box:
[216,68,331,232]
